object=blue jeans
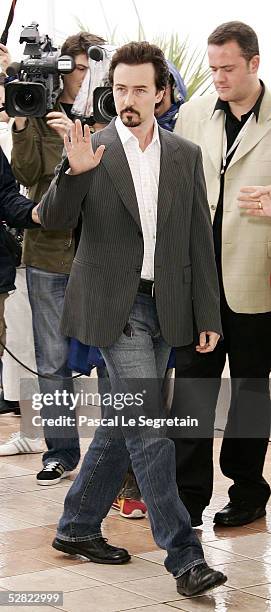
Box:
[57,293,204,577]
[26,266,80,471]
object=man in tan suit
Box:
[173,21,271,528]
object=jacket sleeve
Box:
[11,120,43,187]
[190,148,222,335]
[0,150,37,228]
[39,157,92,230]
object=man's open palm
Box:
[64,119,105,175]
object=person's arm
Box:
[0,150,39,227]
[39,120,105,230]
[189,147,222,352]
[11,118,44,186]
[238,185,271,218]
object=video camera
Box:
[72,44,116,125]
[89,45,116,123]
[4,22,75,117]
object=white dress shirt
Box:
[115,116,161,281]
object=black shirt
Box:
[212,82,265,290]
[60,102,73,121]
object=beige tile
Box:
[58,585,157,611]
[0,567,103,592]
[0,504,62,527]
[242,583,271,599]
[67,555,167,583]
[0,482,17,495]
[0,453,44,468]
[115,574,181,603]
[26,543,92,569]
[0,464,34,478]
[109,530,158,555]
[135,550,166,565]
[122,607,177,612]
[0,527,54,554]
[204,559,271,589]
[0,491,62,510]
[0,550,56,578]
[166,589,270,611]
[205,533,271,560]
[203,545,250,567]
[31,487,69,504]
[0,605,56,612]
[0,517,39,533]
[0,474,74,493]
[135,546,250,568]
[102,519,150,538]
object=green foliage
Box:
[74,2,212,99]
[153,33,212,99]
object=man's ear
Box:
[249,54,260,74]
[156,88,165,104]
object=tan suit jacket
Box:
[175,89,271,314]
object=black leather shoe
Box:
[52,536,131,564]
[176,562,227,596]
[214,502,266,527]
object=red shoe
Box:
[112,497,147,518]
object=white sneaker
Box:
[0,432,44,456]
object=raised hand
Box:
[64,119,105,175]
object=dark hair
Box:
[208,21,259,62]
[61,31,106,58]
[108,41,169,91]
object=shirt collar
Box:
[213,80,265,122]
[115,115,160,147]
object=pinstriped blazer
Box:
[39,119,222,347]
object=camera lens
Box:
[98,89,116,123]
[14,86,39,113]
[4,82,47,117]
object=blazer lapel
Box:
[228,118,271,169]
[156,128,180,237]
[98,121,142,229]
[201,108,224,176]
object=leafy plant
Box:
[74,1,212,99]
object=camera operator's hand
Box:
[13,117,27,131]
[0,44,11,74]
[64,119,105,175]
[31,204,40,224]
[46,111,73,140]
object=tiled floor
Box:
[1,415,271,611]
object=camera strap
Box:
[0,0,18,45]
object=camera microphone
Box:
[88,46,104,62]
[6,62,21,78]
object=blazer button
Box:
[210,204,216,211]
[135,267,141,273]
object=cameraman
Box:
[4,31,106,486]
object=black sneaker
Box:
[36,461,71,486]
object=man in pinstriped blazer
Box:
[38,42,226,597]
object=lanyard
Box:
[221,112,254,174]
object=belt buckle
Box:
[151,282,155,297]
